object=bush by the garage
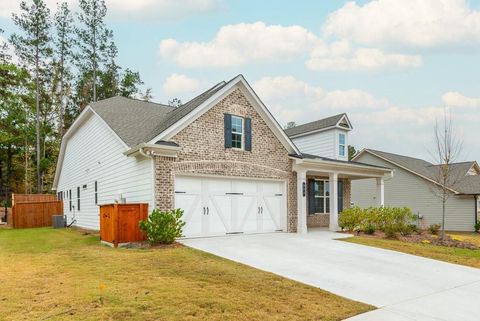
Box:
[139,208,186,244]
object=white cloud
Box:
[159,21,420,71]
[0,0,219,20]
[162,74,200,95]
[159,22,318,68]
[306,41,422,71]
[322,0,480,49]
[253,76,390,123]
[442,92,480,109]
[107,0,219,21]
[253,75,477,160]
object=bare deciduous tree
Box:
[430,109,464,240]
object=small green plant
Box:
[338,206,363,231]
[384,226,398,239]
[139,208,185,244]
[475,221,480,233]
[428,224,441,235]
[363,225,376,235]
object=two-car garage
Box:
[174,176,287,238]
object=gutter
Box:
[475,195,478,224]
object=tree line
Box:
[0,0,147,208]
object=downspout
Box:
[138,147,157,211]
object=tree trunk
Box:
[441,189,446,240]
[35,44,41,194]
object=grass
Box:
[343,232,480,269]
[0,228,372,321]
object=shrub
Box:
[139,208,186,244]
[428,224,441,235]
[475,221,480,233]
[384,226,398,239]
[363,225,376,235]
[339,206,363,231]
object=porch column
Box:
[296,170,308,234]
[376,177,385,207]
[329,172,340,231]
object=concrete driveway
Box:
[180,230,480,321]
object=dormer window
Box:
[339,133,346,157]
[231,116,244,149]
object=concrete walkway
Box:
[180,230,480,321]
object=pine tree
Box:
[119,69,143,98]
[75,0,110,103]
[10,0,52,193]
[53,2,74,138]
[0,29,11,63]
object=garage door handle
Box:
[202,207,205,215]
[261,207,263,214]
[225,192,244,195]
[207,207,209,215]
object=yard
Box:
[343,232,480,269]
[0,228,372,321]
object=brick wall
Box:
[154,88,298,232]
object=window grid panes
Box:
[339,133,346,157]
[231,116,243,149]
[314,180,330,214]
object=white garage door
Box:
[174,176,286,238]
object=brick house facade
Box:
[154,88,298,232]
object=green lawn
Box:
[343,232,480,269]
[0,228,372,321]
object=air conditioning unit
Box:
[52,215,66,228]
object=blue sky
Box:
[1,0,480,161]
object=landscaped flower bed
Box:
[353,230,478,250]
[339,206,478,250]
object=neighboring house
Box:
[53,75,391,236]
[351,149,480,231]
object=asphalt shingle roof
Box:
[284,113,347,137]
[295,153,392,170]
[89,81,228,147]
[364,149,480,194]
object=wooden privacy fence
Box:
[100,203,148,247]
[12,194,63,229]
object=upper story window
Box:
[339,133,346,157]
[231,116,243,149]
[224,113,252,151]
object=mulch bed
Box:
[123,241,184,250]
[353,230,478,250]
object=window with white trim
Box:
[339,133,346,157]
[314,180,330,214]
[231,116,243,149]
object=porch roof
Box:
[290,153,393,179]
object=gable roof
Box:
[354,149,480,195]
[90,96,175,147]
[90,82,229,148]
[284,113,352,138]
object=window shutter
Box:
[245,117,252,151]
[307,179,315,214]
[338,181,344,213]
[224,113,232,148]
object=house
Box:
[351,149,480,231]
[53,75,392,237]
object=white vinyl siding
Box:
[291,128,348,160]
[56,112,155,230]
[351,152,476,231]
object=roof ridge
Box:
[290,113,346,129]
[366,149,434,165]
[93,95,172,108]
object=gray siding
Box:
[351,152,476,231]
